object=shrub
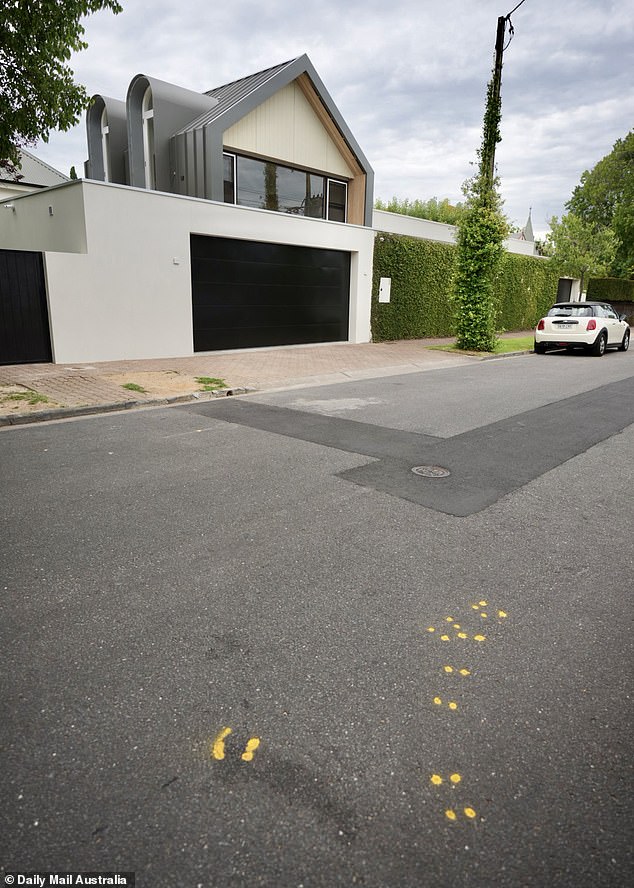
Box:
[587,277,634,303]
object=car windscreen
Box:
[547,305,594,317]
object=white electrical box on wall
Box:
[378,277,391,303]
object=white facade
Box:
[0,180,374,363]
[373,208,538,257]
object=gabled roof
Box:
[172,54,372,176]
[201,59,297,126]
[3,149,69,187]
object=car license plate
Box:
[557,324,573,330]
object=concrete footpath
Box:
[0,334,532,427]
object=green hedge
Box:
[372,233,559,340]
[587,277,634,303]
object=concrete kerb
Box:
[0,347,534,428]
[0,387,254,427]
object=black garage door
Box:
[191,235,350,351]
[0,249,52,364]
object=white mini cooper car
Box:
[534,301,630,356]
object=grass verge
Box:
[427,335,534,356]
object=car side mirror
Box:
[619,314,627,321]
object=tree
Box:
[566,130,634,279]
[544,213,617,294]
[0,1,122,174]
[453,72,509,352]
[374,196,466,225]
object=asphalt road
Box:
[1,350,633,888]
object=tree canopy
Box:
[543,213,617,294]
[374,196,466,225]
[565,130,634,279]
[0,0,122,172]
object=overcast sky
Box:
[30,0,634,238]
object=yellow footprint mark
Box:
[434,697,459,710]
[440,634,450,642]
[498,610,508,618]
[459,668,471,676]
[480,612,488,618]
[445,616,455,622]
[473,634,486,642]
[445,807,477,822]
[212,726,232,760]
[479,600,487,606]
[427,626,436,632]
[430,772,461,785]
[457,632,468,639]
[471,604,480,610]
[453,624,461,629]
[241,737,261,762]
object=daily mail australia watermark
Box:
[4,875,135,887]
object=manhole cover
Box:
[411,465,451,478]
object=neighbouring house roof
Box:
[509,209,535,243]
[1,149,69,188]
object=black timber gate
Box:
[191,235,350,351]
[0,249,52,364]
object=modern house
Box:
[0,55,376,364]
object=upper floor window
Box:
[223,153,347,222]
[100,107,110,182]
[142,87,156,189]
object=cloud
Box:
[26,0,634,238]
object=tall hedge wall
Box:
[372,233,560,340]
[587,277,634,303]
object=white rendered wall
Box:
[373,208,537,256]
[2,180,374,363]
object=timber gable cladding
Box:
[86,55,373,226]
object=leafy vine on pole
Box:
[453,19,511,352]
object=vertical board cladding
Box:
[0,249,52,364]
[191,234,350,351]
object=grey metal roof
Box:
[175,59,298,134]
[3,149,70,187]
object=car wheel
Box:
[591,332,607,356]
[534,342,547,354]
[618,329,630,352]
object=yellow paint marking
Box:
[498,610,508,618]
[444,665,454,673]
[479,600,487,606]
[433,697,443,705]
[440,634,450,641]
[241,737,260,762]
[464,807,477,819]
[212,726,232,760]
[480,612,488,618]
[449,773,461,784]
[473,634,486,642]
[457,632,467,639]
[445,809,457,821]
[430,774,443,785]
[427,626,436,632]
[459,669,471,676]
[453,623,461,629]
[445,616,454,622]
[448,702,458,710]
[471,604,480,610]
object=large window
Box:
[223,153,347,222]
